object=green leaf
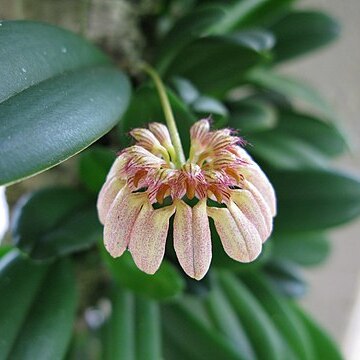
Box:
[0,245,13,258]
[101,288,162,360]
[228,98,277,133]
[271,168,360,231]
[165,33,272,97]
[102,250,185,301]
[246,68,333,118]
[248,110,347,169]
[291,304,343,360]
[272,231,330,267]
[162,298,244,360]
[204,285,256,359]
[119,85,196,155]
[264,260,306,298]
[79,146,117,193]
[0,20,131,186]
[237,0,297,28]
[101,288,135,360]
[271,11,340,63]
[217,271,287,360]
[0,251,77,360]
[242,272,314,360]
[12,187,101,260]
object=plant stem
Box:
[140,63,185,168]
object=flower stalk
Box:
[140,63,185,168]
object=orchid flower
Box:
[97,65,276,280]
[97,118,276,280]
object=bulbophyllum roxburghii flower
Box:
[97,119,276,280]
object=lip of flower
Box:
[97,118,276,280]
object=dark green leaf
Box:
[271,168,360,231]
[246,68,333,118]
[135,297,162,360]
[264,260,306,298]
[12,187,101,260]
[162,298,244,360]
[0,251,77,360]
[171,76,200,105]
[101,288,135,360]
[272,231,330,267]
[291,304,343,360]
[205,285,255,359]
[248,110,347,169]
[102,250,185,301]
[165,33,271,97]
[217,271,286,360]
[119,85,196,155]
[271,11,340,63]
[0,21,131,186]
[79,146,117,193]
[0,245,12,258]
[242,272,314,360]
[228,99,277,133]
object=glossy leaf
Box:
[12,187,101,260]
[228,99,277,133]
[291,304,343,360]
[102,250,185,301]
[165,32,272,97]
[264,260,307,298]
[162,298,244,360]
[0,20,131,186]
[242,272,314,360]
[79,146,117,193]
[217,271,286,360]
[101,288,161,360]
[248,110,347,169]
[0,251,77,360]
[272,231,330,267]
[271,168,360,231]
[204,285,255,359]
[246,68,333,118]
[271,11,340,63]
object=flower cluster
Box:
[97,119,276,280]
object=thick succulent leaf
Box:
[217,271,287,360]
[102,250,184,301]
[204,285,256,359]
[101,288,161,360]
[291,304,343,360]
[119,85,196,155]
[0,20,131,186]
[228,98,277,133]
[264,260,307,298]
[242,272,314,360]
[246,68,333,118]
[271,11,340,63]
[79,146,117,193]
[0,251,77,360]
[271,231,330,267]
[271,168,360,231]
[164,32,273,97]
[162,298,245,360]
[248,110,347,169]
[12,187,101,260]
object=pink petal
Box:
[97,177,125,224]
[173,199,212,280]
[129,202,175,275]
[231,189,271,242]
[243,182,273,242]
[104,190,146,257]
[207,201,262,262]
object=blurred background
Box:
[282,1,360,358]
